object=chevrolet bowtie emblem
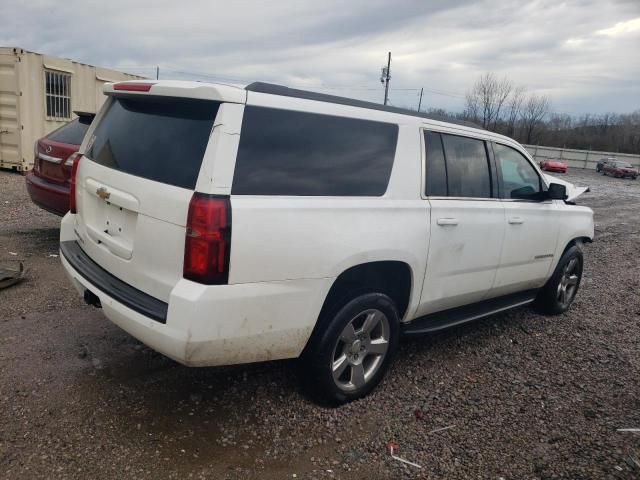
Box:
[96,187,110,200]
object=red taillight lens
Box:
[183,194,231,284]
[113,82,154,92]
[69,154,81,214]
[64,152,80,167]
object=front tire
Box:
[534,244,583,315]
[302,293,400,405]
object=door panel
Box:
[417,199,505,316]
[492,142,561,295]
[493,201,559,295]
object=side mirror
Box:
[546,183,567,201]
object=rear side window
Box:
[47,116,93,145]
[441,134,491,198]
[232,107,398,196]
[85,96,219,189]
[424,131,448,196]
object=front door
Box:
[491,142,560,296]
[417,131,505,316]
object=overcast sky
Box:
[3,0,639,115]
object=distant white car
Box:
[60,80,594,404]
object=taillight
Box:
[183,194,231,285]
[64,152,80,167]
[69,155,81,214]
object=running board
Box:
[402,289,538,336]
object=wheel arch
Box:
[563,236,592,253]
[303,261,414,353]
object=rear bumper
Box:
[59,216,330,366]
[60,241,168,322]
[25,171,69,216]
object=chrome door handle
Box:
[437,218,458,226]
[508,217,524,224]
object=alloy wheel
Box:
[557,257,580,307]
[331,309,390,392]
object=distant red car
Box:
[25,112,94,216]
[539,159,568,173]
[602,160,638,179]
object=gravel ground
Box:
[0,168,638,479]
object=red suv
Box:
[26,112,94,216]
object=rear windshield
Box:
[47,116,93,145]
[85,96,219,189]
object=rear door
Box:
[491,142,560,296]
[416,131,505,316]
[73,94,221,302]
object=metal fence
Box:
[523,145,640,170]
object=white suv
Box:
[60,80,594,404]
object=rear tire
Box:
[534,245,583,315]
[301,293,400,405]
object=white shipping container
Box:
[0,47,145,171]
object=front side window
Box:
[45,70,72,120]
[493,143,542,200]
[441,134,492,198]
[232,107,398,196]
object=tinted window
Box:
[232,107,398,196]
[494,143,541,199]
[441,134,491,198]
[424,131,447,196]
[47,116,93,145]
[85,96,219,189]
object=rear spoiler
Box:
[103,80,247,103]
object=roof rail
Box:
[245,82,482,129]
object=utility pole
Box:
[417,87,423,112]
[380,52,391,105]
[156,66,159,80]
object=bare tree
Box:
[521,94,550,144]
[491,76,513,130]
[464,90,480,124]
[464,72,512,130]
[505,85,526,137]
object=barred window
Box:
[45,70,71,119]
